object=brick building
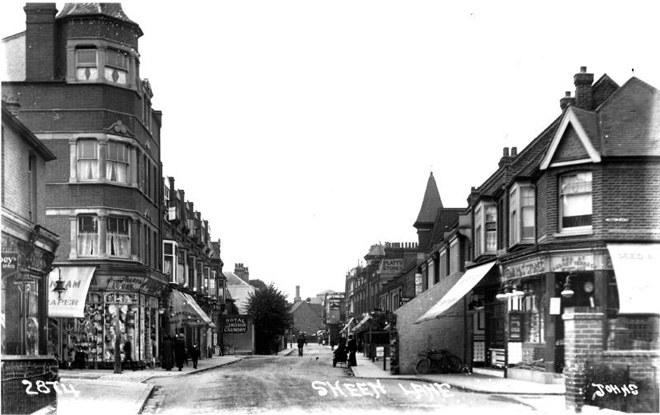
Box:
[1,99,60,413]
[161,176,223,357]
[410,67,659,411]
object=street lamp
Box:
[51,267,67,300]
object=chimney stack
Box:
[574,66,594,110]
[560,91,576,110]
[295,285,301,303]
[25,3,58,82]
[511,147,518,157]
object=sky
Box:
[2,1,660,302]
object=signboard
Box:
[415,273,422,296]
[509,313,522,341]
[1,253,18,272]
[503,257,547,279]
[550,297,562,315]
[223,316,248,333]
[399,297,412,307]
[380,259,405,277]
[376,346,385,357]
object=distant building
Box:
[223,266,255,314]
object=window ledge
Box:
[553,228,593,238]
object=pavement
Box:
[40,346,624,414]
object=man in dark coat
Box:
[190,343,200,369]
[174,334,186,371]
[124,337,135,371]
[297,336,305,357]
[162,335,174,371]
[347,334,358,367]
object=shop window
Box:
[560,172,592,231]
[107,217,130,258]
[77,139,99,181]
[106,141,129,183]
[75,47,98,81]
[521,279,545,344]
[78,215,99,256]
[0,275,41,355]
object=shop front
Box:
[169,290,215,353]
[500,248,613,383]
[48,270,167,369]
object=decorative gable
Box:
[540,107,601,170]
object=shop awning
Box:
[340,317,356,333]
[171,291,214,327]
[48,267,96,318]
[415,261,496,324]
[351,315,372,333]
[607,243,660,314]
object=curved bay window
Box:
[77,139,99,181]
[78,215,99,256]
[107,217,130,258]
[106,141,129,183]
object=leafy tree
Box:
[245,283,292,354]
[248,279,268,291]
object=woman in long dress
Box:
[162,335,174,371]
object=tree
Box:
[248,279,268,291]
[245,283,292,354]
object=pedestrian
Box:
[174,334,186,371]
[297,335,305,357]
[162,335,174,371]
[124,336,135,371]
[347,334,358,367]
[190,343,200,369]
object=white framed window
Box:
[163,240,177,282]
[77,139,99,181]
[105,48,129,85]
[509,184,536,245]
[75,47,98,81]
[475,202,497,256]
[106,141,129,183]
[560,172,592,231]
[107,217,130,258]
[77,215,99,256]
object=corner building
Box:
[2,3,167,368]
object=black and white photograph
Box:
[1,1,659,414]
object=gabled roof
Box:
[414,172,443,227]
[223,272,251,286]
[541,76,659,170]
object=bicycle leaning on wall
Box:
[415,349,469,374]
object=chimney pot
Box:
[511,147,518,156]
[502,147,509,157]
[580,66,587,73]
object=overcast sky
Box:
[2,1,660,302]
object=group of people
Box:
[161,334,201,371]
[332,334,358,367]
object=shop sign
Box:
[140,278,163,295]
[415,273,422,295]
[399,297,412,307]
[381,259,404,276]
[223,317,248,333]
[503,257,547,279]
[1,253,18,271]
[550,253,596,272]
[550,297,562,315]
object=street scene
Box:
[1,1,659,415]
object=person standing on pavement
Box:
[124,336,135,371]
[297,335,305,357]
[347,334,358,367]
[190,343,200,369]
[162,335,174,371]
[174,334,186,371]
